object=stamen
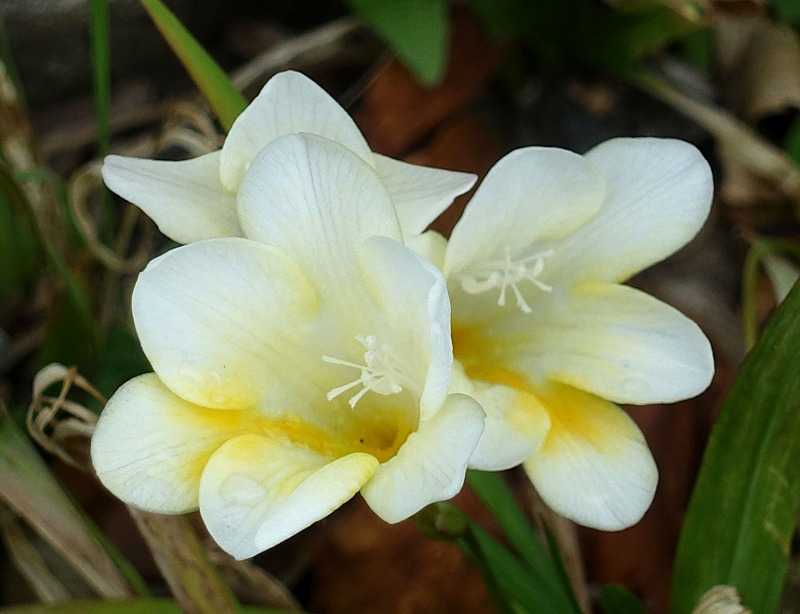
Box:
[322,335,407,409]
[459,247,554,313]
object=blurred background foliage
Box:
[3,0,800,612]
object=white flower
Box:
[102,70,476,244]
[411,138,715,530]
[91,133,484,559]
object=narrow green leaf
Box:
[599,585,645,614]
[467,470,579,612]
[347,0,449,85]
[0,177,39,298]
[139,0,246,130]
[671,283,800,614]
[90,0,111,156]
[464,523,565,614]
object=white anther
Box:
[322,335,406,408]
[459,247,554,313]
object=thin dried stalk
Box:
[633,70,800,205]
[524,485,590,613]
[128,511,237,614]
[27,363,102,471]
[232,17,360,90]
[0,59,67,254]
[0,508,71,603]
[0,408,133,598]
[207,542,301,610]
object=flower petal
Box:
[444,147,605,277]
[509,282,714,405]
[548,137,713,284]
[372,153,477,235]
[459,377,551,471]
[220,71,371,191]
[102,152,240,244]
[199,433,377,559]
[523,381,657,530]
[407,230,447,271]
[361,393,484,523]
[132,237,320,412]
[238,134,402,294]
[91,374,251,514]
[358,236,452,419]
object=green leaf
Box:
[784,116,800,164]
[139,0,246,130]
[773,0,800,26]
[469,0,700,72]
[92,326,150,403]
[463,523,566,614]
[467,471,579,613]
[36,276,96,370]
[0,176,39,299]
[347,0,449,85]
[599,585,645,614]
[671,282,800,614]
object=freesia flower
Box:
[91,133,484,559]
[101,70,476,244]
[411,138,715,530]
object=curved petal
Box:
[507,282,714,405]
[548,138,713,285]
[238,134,402,295]
[466,380,550,471]
[407,230,447,271]
[444,147,605,276]
[523,382,658,530]
[361,393,484,523]
[220,71,371,191]
[132,238,320,412]
[91,374,251,514]
[102,152,240,244]
[372,153,477,235]
[358,236,452,419]
[199,433,377,559]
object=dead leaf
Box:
[716,16,800,119]
[354,10,504,157]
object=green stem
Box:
[742,237,800,351]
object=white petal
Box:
[358,236,452,419]
[199,434,377,559]
[102,152,240,244]
[465,380,550,471]
[444,147,605,276]
[510,282,714,405]
[549,138,713,284]
[238,134,401,292]
[524,382,658,530]
[407,230,448,271]
[132,238,320,412]
[220,70,371,191]
[361,393,484,523]
[372,153,477,235]
[91,374,251,513]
